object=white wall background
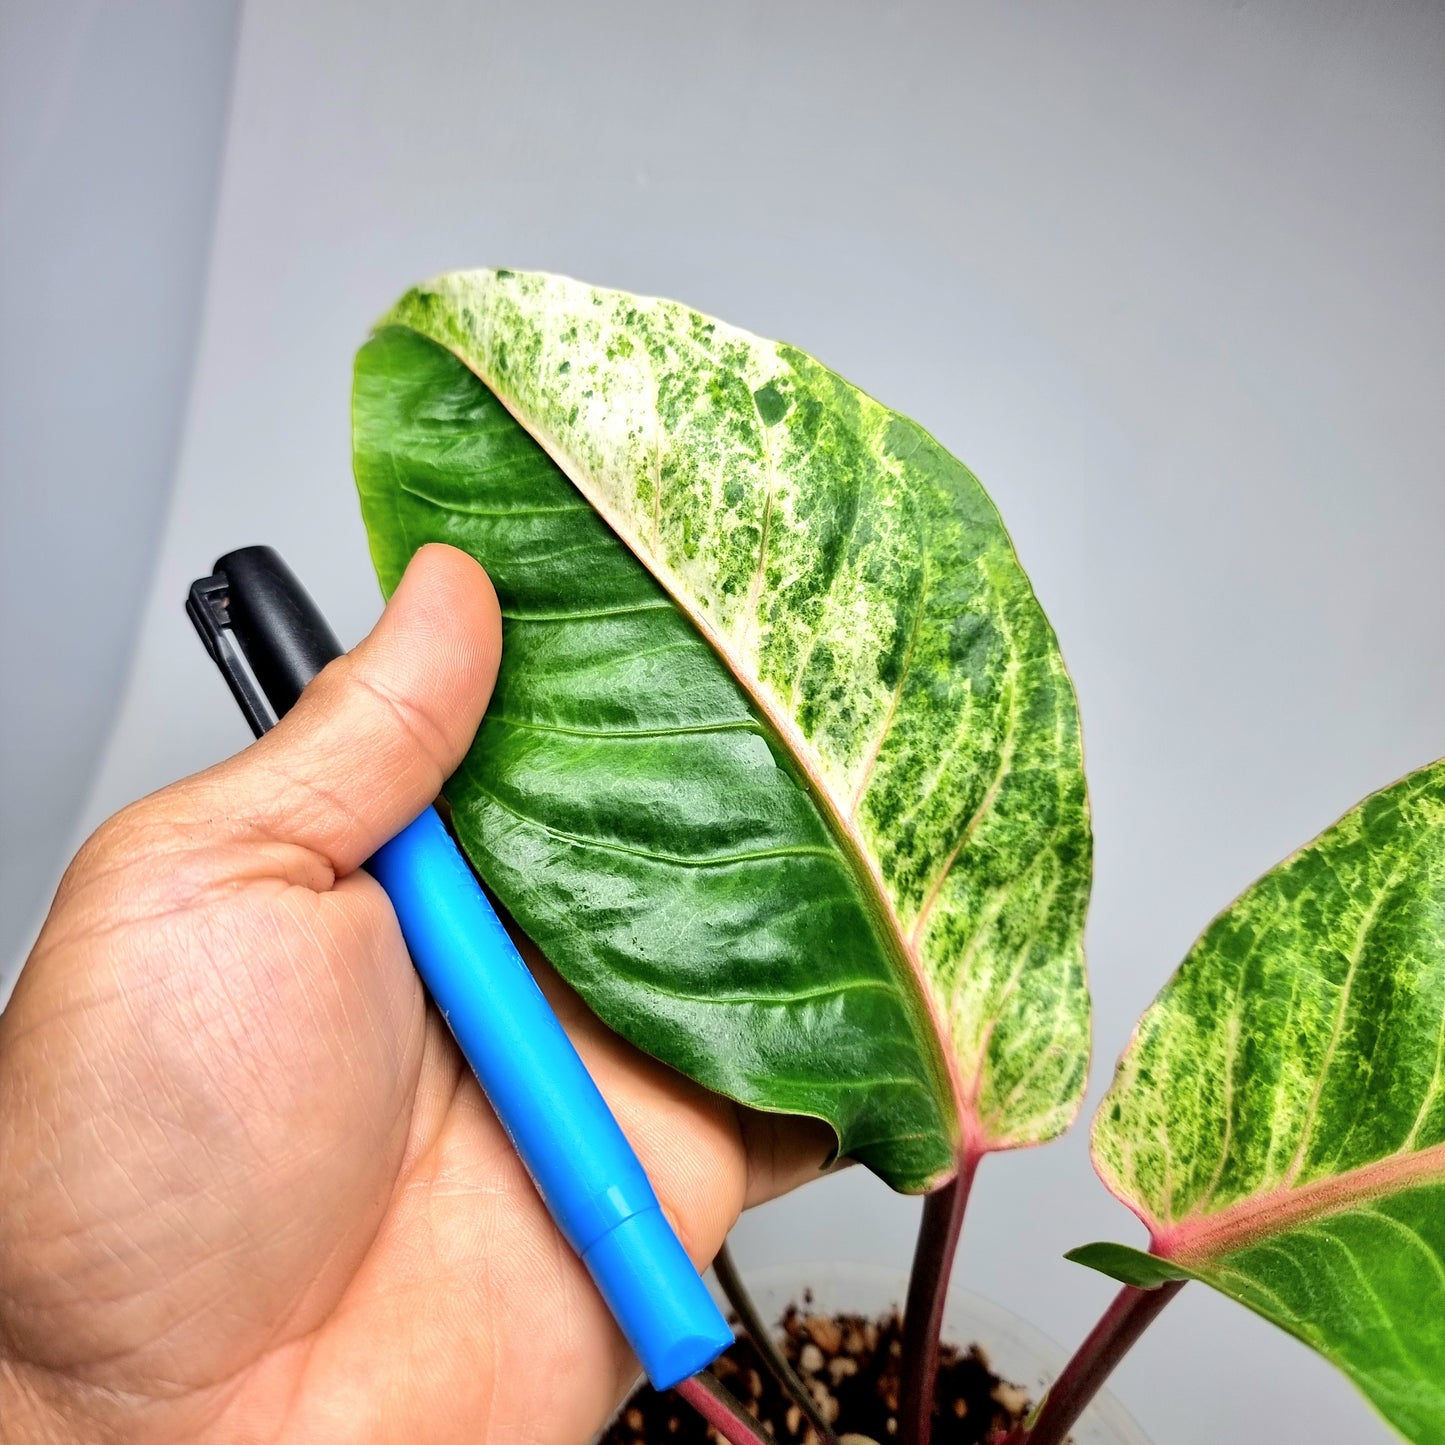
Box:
[5,3,1444,1441]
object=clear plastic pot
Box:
[699,1260,1150,1445]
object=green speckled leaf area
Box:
[352,269,1091,1193]
[1087,761,1445,1442]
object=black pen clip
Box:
[187,570,275,738]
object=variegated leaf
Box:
[1081,760,1445,1442]
[353,269,1092,1191]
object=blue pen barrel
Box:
[367,807,733,1390]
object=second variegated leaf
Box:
[1076,760,1445,1442]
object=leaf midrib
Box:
[1150,1139,1445,1264]
[408,326,969,1167]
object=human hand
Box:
[0,544,828,1445]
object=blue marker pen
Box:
[187,545,733,1390]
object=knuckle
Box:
[349,662,454,780]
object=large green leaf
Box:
[352,269,1091,1192]
[1081,761,1445,1441]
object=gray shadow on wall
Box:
[0,0,240,989]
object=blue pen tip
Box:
[582,1208,734,1390]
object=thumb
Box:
[198,543,502,874]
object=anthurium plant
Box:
[352,269,1444,1445]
